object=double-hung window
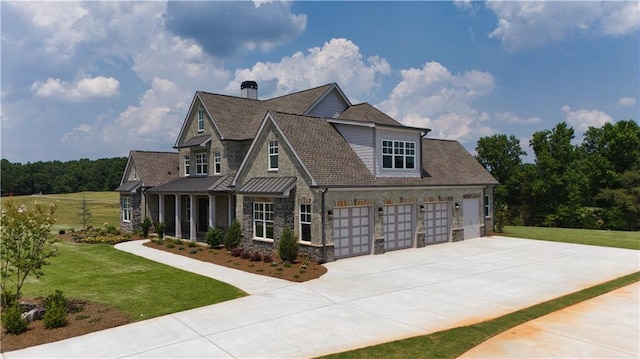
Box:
[300,204,311,242]
[382,140,416,169]
[122,196,131,222]
[484,194,491,218]
[268,140,278,170]
[184,155,190,176]
[253,202,274,240]
[213,152,221,174]
[195,152,208,175]
[197,110,205,132]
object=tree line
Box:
[1,157,127,196]
[476,120,639,231]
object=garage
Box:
[463,198,481,239]
[383,204,414,251]
[333,206,373,259]
[424,202,451,245]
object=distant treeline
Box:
[1,157,127,196]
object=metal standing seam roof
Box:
[237,177,297,195]
[176,134,211,148]
[147,175,234,193]
[115,180,142,193]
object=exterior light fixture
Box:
[420,205,425,213]
[455,203,460,210]
[378,207,384,216]
[327,210,333,221]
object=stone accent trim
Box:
[424,196,454,202]
[382,197,417,205]
[463,193,481,199]
[334,199,374,207]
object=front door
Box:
[197,197,209,232]
[463,198,480,240]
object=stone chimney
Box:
[241,81,258,100]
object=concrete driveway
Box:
[3,237,638,358]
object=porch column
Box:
[189,194,196,241]
[209,194,216,229]
[175,195,182,239]
[158,194,165,224]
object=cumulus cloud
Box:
[562,105,613,135]
[377,61,496,142]
[486,1,640,50]
[31,76,120,102]
[225,38,391,99]
[164,1,306,58]
[617,97,636,107]
[496,112,542,125]
[62,124,92,143]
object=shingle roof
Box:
[338,103,403,126]
[194,83,336,141]
[148,175,233,193]
[129,151,180,187]
[237,177,296,195]
[270,113,497,187]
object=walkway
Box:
[3,237,638,358]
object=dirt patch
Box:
[1,298,132,353]
[143,240,327,282]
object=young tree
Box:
[77,194,92,231]
[1,200,58,305]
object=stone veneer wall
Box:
[120,192,143,232]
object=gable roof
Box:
[338,103,403,126]
[148,175,233,193]
[120,151,180,188]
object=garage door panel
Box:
[383,204,414,251]
[333,207,372,259]
[425,202,451,245]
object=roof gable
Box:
[338,103,403,126]
[121,151,180,187]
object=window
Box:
[133,167,138,180]
[300,204,311,242]
[268,140,278,170]
[184,155,190,176]
[183,196,191,221]
[197,110,205,132]
[253,202,274,240]
[382,140,416,169]
[195,152,208,175]
[214,152,221,174]
[484,195,491,218]
[122,196,131,222]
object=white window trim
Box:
[382,140,416,170]
[299,204,311,242]
[195,152,208,176]
[484,194,492,218]
[184,155,190,176]
[122,196,131,223]
[253,202,274,241]
[268,140,278,171]
[213,152,221,174]
[197,110,205,132]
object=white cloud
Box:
[31,76,120,102]
[62,124,92,143]
[562,105,613,135]
[225,38,391,100]
[486,1,640,50]
[377,61,496,143]
[496,112,542,125]
[617,97,637,107]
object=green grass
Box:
[504,226,640,250]
[1,192,120,232]
[22,241,246,320]
[320,272,640,359]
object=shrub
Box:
[43,290,68,329]
[58,229,66,235]
[204,227,225,248]
[262,254,273,263]
[188,241,197,248]
[250,252,262,262]
[140,217,152,238]
[166,242,175,248]
[2,304,28,334]
[240,250,252,260]
[189,249,198,255]
[224,220,242,250]
[278,225,298,262]
[156,222,165,240]
[230,248,243,257]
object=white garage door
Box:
[383,204,414,251]
[424,202,451,245]
[463,198,481,240]
[333,207,372,259]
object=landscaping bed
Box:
[143,239,327,282]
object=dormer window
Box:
[195,152,208,175]
[268,140,278,170]
[197,110,205,132]
[382,140,415,169]
[184,155,190,176]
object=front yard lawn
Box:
[503,226,640,250]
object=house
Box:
[116,82,498,262]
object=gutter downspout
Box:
[320,187,327,263]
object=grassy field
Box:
[1,192,120,232]
[321,271,639,359]
[504,226,640,250]
[22,241,246,320]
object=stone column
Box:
[175,195,182,239]
[209,194,216,229]
[373,206,385,255]
[416,203,426,248]
[189,194,196,241]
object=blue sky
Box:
[1,1,638,163]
